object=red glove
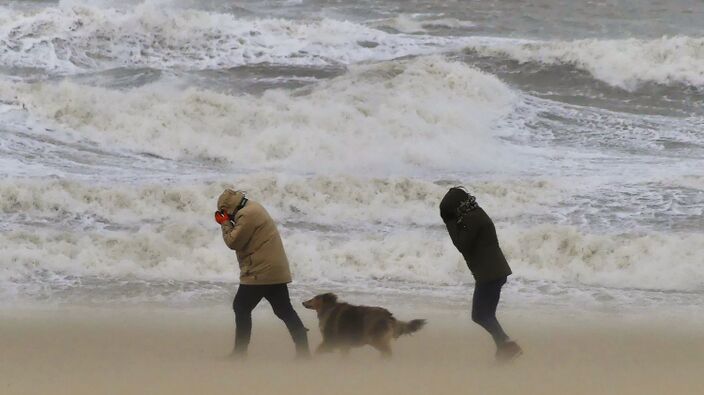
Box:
[214,211,231,225]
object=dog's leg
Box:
[374,331,394,359]
[372,340,392,359]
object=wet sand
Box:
[1,303,702,395]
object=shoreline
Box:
[4,277,704,320]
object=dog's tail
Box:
[393,318,426,338]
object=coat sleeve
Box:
[458,218,482,252]
[221,212,256,251]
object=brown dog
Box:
[302,293,426,358]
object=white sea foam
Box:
[515,95,704,154]
[0,176,547,286]
[0,176,565,230]
[3,215,703,292]
[0,56,520,174]
[292,226,704,292]
[2,177,702,292]
[0,2,461,72]
[466,36,704,89]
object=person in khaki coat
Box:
[215,189,309,358]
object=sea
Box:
[1,0,703,313]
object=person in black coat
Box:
[440,186,522,362]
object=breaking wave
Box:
[466,36,704,90]
[0,1,462,73]
[3,215,702,292]
[0,56,519,174]
[2,176,702,292]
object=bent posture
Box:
[215,189,310,358]
[439,187,522,362]
[302,293,425,358]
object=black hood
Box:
[439,187,469,223]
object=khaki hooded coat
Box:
[217,189,292,285]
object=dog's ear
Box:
[320,293,338,305]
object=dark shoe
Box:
[495,340,523,363]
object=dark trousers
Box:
[232,283,308,354]
[472,276,509,346]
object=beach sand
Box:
[1,303,702,395]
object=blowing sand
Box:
[1,302,702,395]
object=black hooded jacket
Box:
[440,188,512,283]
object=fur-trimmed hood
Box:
[217,189,246,215]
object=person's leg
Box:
[264,284,310,358]
[471,277,509,347]
[472,277,522,361]
[232,284,264,356]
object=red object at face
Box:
[214,211,231,225]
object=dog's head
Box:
[302,293,338,312]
